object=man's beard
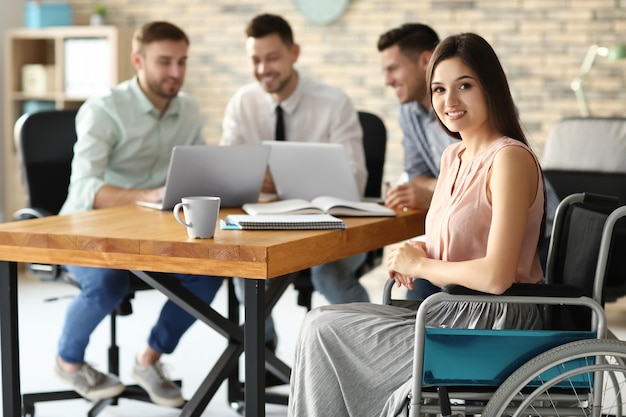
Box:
[148,77,181,99]
[260,71,293,95]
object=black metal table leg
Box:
[1,261,21,417]
[226,275,293,411]
[244,278,265,417]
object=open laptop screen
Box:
[137,144,270,210]
[264,141,361,202]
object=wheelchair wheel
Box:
[483,338,626,417]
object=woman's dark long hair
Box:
[426,32,546,248]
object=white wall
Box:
[0,0,23,221]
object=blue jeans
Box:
[310,253,369,304]
[234,253,370,339]
[57,266,224,364]
[405,278,441,301]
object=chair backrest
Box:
[545,192,626,329]
[14,109,78,216]
[542,117,626,204]
[358,111,387,199]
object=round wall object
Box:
[293,0,350,25]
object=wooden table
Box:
[0,205,425,417]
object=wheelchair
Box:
[385,192,626,417]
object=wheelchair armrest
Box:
[443,283,583,298]
[442,284,490,296]
[13,207,53,220]
[384,281,585,306]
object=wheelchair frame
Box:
[395,193,626,417]
[410,292,609,417]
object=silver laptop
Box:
[264,141,361,202]
[137,144,270,210]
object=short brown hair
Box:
[377,23,439,61]
[245,14,294,46]
[132,21,189,54]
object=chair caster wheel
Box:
[22,403,35,417]
[230,401,244,415]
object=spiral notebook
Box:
[223,214,346,230]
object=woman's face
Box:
[430,57,490,137]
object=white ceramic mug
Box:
[173,196,221,239]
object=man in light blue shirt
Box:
[60,74,205,214]
[55,21,222,408]
[378,23,559,299]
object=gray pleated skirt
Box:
[288,301,542,417]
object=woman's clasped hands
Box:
[386,240,428,290]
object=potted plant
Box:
[90,4,106,26]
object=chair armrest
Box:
[12,207,69,283]
[13,207,53,220]
[383,281,584,306]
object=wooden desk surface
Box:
[0,205,425,279]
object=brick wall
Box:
[67,0,625,184]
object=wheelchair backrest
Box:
[547,193,624,330]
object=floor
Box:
[4,265,626,417]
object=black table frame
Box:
[1,262,293,417]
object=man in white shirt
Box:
[222,14,367,194]
[221,13,370,351]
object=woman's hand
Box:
[385,179,435,210]
[386,240,428,290]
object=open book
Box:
[223,214,346,230]
[242,196,396,217]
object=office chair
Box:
[542,117,626,302]
[542,117,626,204]
[291,110,388,310]
[13,109,162,417]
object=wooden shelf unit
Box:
[3,26,135,221]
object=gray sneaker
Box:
[54,361,125,401]
[131,360,184,407]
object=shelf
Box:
[3,25,136,220]
[10,91,59,100]
[6,25,130,39]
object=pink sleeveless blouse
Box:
[425,137,544,284]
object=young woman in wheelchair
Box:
[288,32,547,417]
